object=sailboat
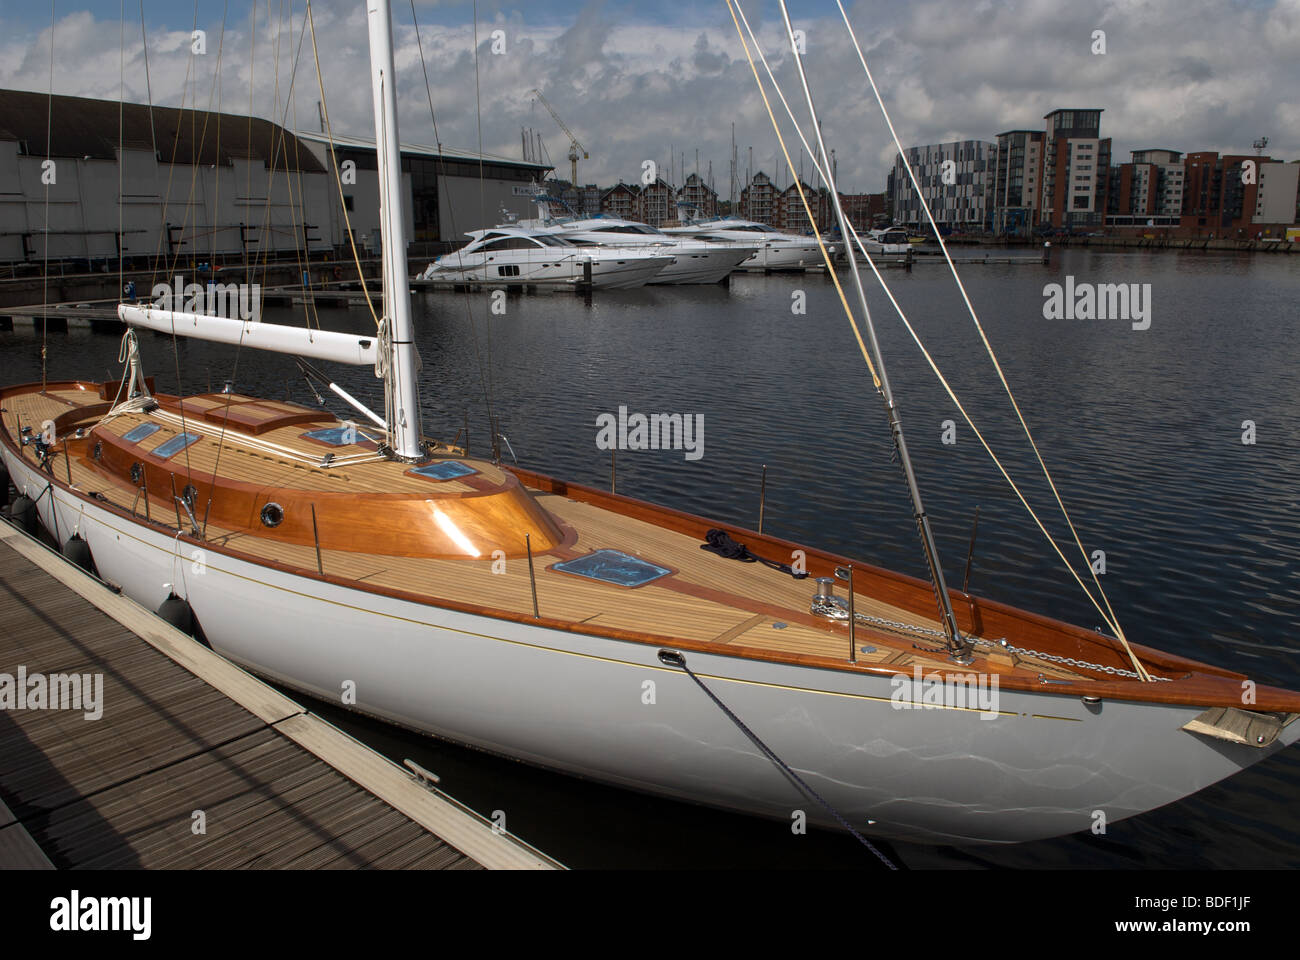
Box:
[3,0,1298,849]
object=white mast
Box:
[367,0,424,460]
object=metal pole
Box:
[525,533,539,618]
[170,474,183,530]
[366,0,423,460]
[311,503,323,575]
[777,1,969,662]
[847,563,857,664]
[758,463,767,534]
[962,506,980,595]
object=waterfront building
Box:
[890,139,996,230]
[600,182,638,220]
[676,172,718,219]
[0,88,551,265]
[635,176,673,226]
[991,129,1044,235]
[739,171,778,225]
[1039,108,1111,229]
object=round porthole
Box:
[130,462,143,485]
[259,502,285,528]
[93,441,103,461]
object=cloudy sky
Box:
[0,0,1295,194]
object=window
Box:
[482,237,541,251]
[343,195,354,211]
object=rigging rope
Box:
[305,0,381,332]
[663,650,897,869]
[410,0,499,453]
[724,1,880,390]
[831,0,1148,681]
[41,1,54,393]
[728,0,1149,680]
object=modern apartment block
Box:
[890,139,996,229]
[1040,109,1111,229]
[1130,149,1185,214]
[1104,149,1184,228]
[1183,151,1265,233]
[991,129,1043,235]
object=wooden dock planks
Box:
[0,528,559,869]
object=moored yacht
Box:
[418,227,671,289]
[540,217,756,284]
[662,216,829,272]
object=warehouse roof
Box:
[0,88,325,172]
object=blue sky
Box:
[1,0,1296,192]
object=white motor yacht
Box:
[418,227,671,289]
[860,227,911,256]
[662,216,830,272]
[540,217,756,284]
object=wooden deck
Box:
[1,385,1074,682]
[16,377,1300,716]
[0,524,560,869]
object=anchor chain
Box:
[811,600,1170,682]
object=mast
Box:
[777,2,969,661]
[366,0,424,460]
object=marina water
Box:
[6,246,1298,867]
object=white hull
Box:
[649,247,752,284]
[420,254,669,289]
[8,447,1297,846]
[734,242,821,272]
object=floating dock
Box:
[0,521,561,870]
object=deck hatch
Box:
[410,460,478,481]
[152,432,201,459]
[303,426,360,446]
[552,549,671,587]
[123,422,162,444]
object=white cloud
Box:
[0,0,1292,199]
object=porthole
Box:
[93,441,103,461]
[129,462,143,485]
[259,502,285,528]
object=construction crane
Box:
[529,89,588,186]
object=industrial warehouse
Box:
[0,88,552,269]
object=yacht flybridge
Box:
[662,216,830,272]
[4,0,1298,849]
[418,226,671,288]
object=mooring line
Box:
[658,649,897,869]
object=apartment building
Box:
[1040,108,1111,229]
[890,139,996,229]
